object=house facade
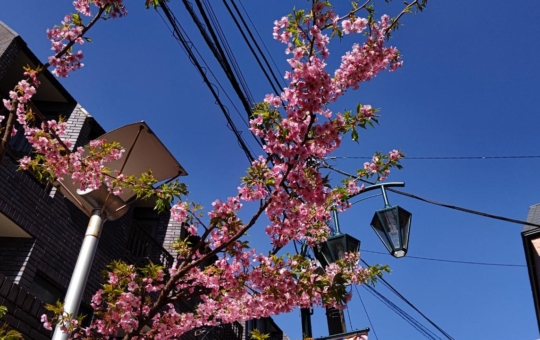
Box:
[522,203,540,334]
[0,21,287,340]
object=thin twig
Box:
[323,0,372,29]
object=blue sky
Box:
[3,1,540,339]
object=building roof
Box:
[524,203,540,233]
[0,21,18,55]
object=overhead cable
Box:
[359,284,441,340]
[362,259,454,340]
[361,249,526,268]
[200,0,256,104]
[180,0,254,121]
[356,287,379,340]
[159,3,256,163]
[237,0,286,86]
[344,303,355,334]
[326,155,540,160]
[389,187,540,229]
[223,0,284,95]
[321,162,540,229]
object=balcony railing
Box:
[125,220,174,269]
[187,322,244,340]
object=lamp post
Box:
[301,182,412,338]
[312,210,360,336]
[51,122,186,340]
[300,242,314,339]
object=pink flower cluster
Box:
[46,1,128,77]
[76,265,170,338]
[70,142,125,191]
[342,17,368,34]
[3,74,125,193]
[90,250,373,340]
[3,80,35,110]
[46,15,85,77]
[273,17,290,44]
[334,15,403,91]
[73,0,128,18]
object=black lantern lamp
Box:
[314,209,361,267]
[368,183,412,258]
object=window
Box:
[29,272,93,326]
[29,272,64,305]
[133,207,161,238]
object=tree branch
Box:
[136,197,272,334]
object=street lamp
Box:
[314,209,361,268]
[311,210,360,336]
[301,182,412,338]
[52,122,186,340]
[366,183,412,258]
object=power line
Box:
[344,302,354,333]
[361,249,526,268]
[321,162,540,229]
[356,287,379,340]
[237,0,286,87]
[362,259,454,340]
[326,155,540,160]
[223,0,284,95]
[389,187,540,228]
[200,0,256,105]
[157,8,251,132]
[179,0,254,122]
[158,3,256,163]
[350,193,381,205]
[359,284,442,340]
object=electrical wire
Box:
[344,302,354,333]
[362,259,454,340]
[181,0,254,121]
[356,288,379,340]
[157,9,250,132]
[223,0,283,95]
[158,3,257,163]
[360,284,442,340]
[389,187,540,229]
[361,249,527,267]
[201,0,256,105]
[326,155,540,160]
[321,162,540,229]
[237,0,286,86]
[350,193,381,205]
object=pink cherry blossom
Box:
[10,1,411,339]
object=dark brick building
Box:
[0,21,288,340]
[0,20,187,339]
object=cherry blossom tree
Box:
[0,0,428,339]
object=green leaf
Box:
[351,129,359,142]
[250,329,270,340]
[71,13,82,26]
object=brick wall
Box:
[0,238,34,288]
[0,272,53,340]
[0,152,133,303]
[162,219,185,257]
